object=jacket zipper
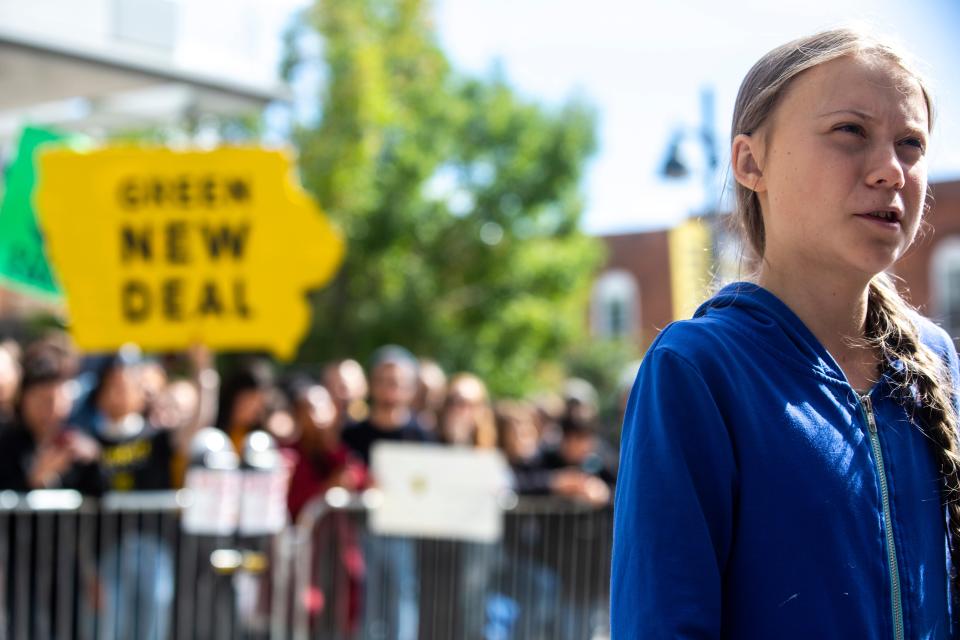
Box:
[860,394,904,640]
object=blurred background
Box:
[0,2,958,638]
[2,0,959,422]
[2,0,960,407]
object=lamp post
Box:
[659,87,720,216]
[659,87,741,311]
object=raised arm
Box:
[173,344,220,455]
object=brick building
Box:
[895,179,960,333]
[591,230,673,351]
[593,178,960,351]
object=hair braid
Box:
[866,273,960,606]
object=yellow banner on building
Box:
[34,147,344,359]
[668,217,713,321]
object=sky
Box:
[268,0,960,235]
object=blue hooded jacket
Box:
[612,282,957,639]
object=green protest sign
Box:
[0,126,71,298]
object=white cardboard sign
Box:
[181,468,242,536]
[238,468,289,536]
[369,443,511,543]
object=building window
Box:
[931,238,960,341]
[591,270,639,340]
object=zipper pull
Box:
[861,395,877,434]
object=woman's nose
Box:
[865,144,906,190]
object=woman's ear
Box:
[731,133,766,193]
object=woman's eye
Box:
[836,123,866,136]
[901,137,926,152]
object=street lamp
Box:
[661,132,689,179]
[659,87,720,215]
[659,86,742,295]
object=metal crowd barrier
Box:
[0,490,613,640]
[291,491,613,640]
[0,489,284,640]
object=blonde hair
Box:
[732,27,934,267]
[440,373,497,449]
[732,26,960,604]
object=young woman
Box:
[286,380,367,520]
[612,28,958,638]
[215,357,274,453]
[283,380,367,637]
[0,343,103,640]
[437,372,497,449]
[0,340,102,493]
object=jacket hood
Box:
[693,281,850,385]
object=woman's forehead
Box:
[780,55,928,128]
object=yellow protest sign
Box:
[34,147,344,359]
[668,217,713,321]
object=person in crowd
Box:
[413,358,447,433]
[496,392,616,505]
[541,411,617,506]
[150,379,199,436]
[343,345,429,640]
[0,340,102,640]
[263,387,298,448]
[537,406,617,640]
[138,358,168,417]
[496,397,616,502]
[528,390,564,450]
[495,401,539,461]
[613,28,954,638]
[492,400,562,639]
[215,357,274,454]
[0,340,22,429]
[561,377,599,422]
[84,344,212,639]
[552,412,618,640]
[436,372,496,448]
[286,379,367,519]
[423,372,499,639]
[155,345,220,487]
[0,340,102,493]
[88,347,174,490]
[86,347,173,639]
[285,379,367,636]
[495,400,552,494]
[341,346,432,465]
[323,358,369,426]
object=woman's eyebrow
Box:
[817,109,928,131]
[816,108,874,120]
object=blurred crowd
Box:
[0,332,620,515]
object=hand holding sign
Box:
[34,147,344,359]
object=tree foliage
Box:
[286,0,604,396]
